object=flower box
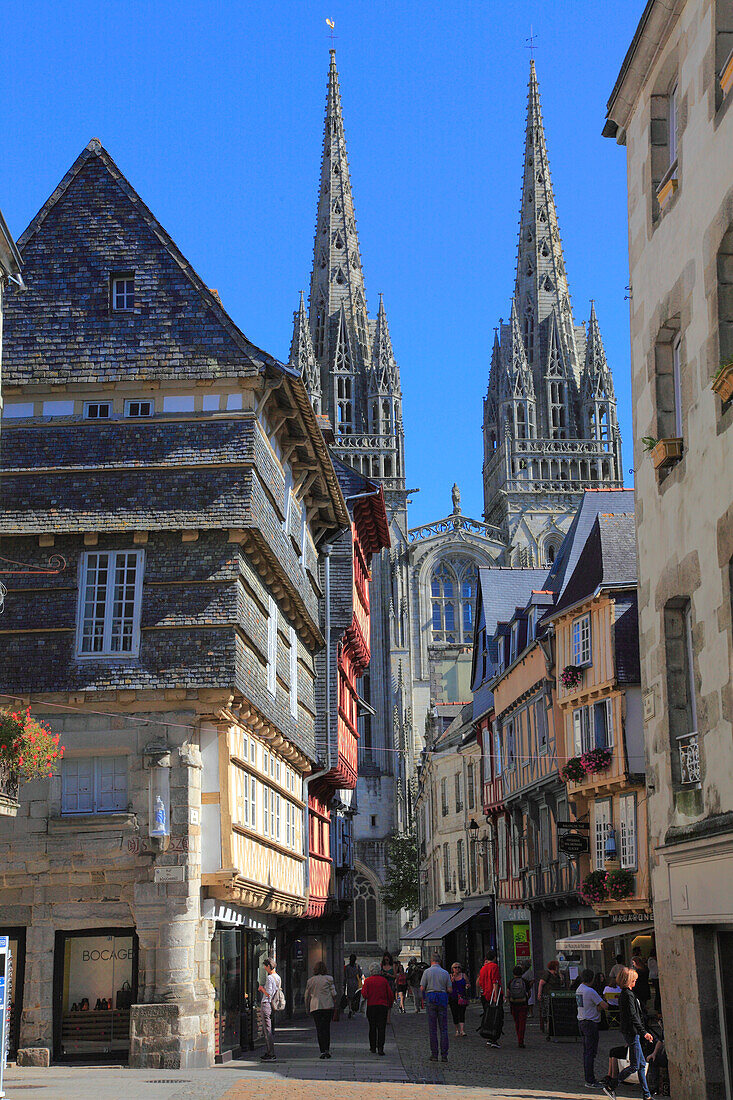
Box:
[0,709,64,815]
[651,437,683,470]
[580,747,613,775]
[560,664,583,691]
[712,363,733,404]
[560,756,586,784]
[606,869,635,901]
[581,870,608,906]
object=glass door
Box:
[211,929,242,1059]
[54,929,137,1060]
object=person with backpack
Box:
[407,956,425,1012]
[507,965,530,1048]
[258,957,283,1061]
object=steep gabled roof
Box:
[471,567,550,693]
[544,488,635,601]
[331,454,390,553]
[4,139,279,385]
[552,511,637,616]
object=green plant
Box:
[606,868,635,900]
[641,436,658,452]
[383,830,419,913]
[0,708,64,782]
[580,747,613,774]
[581,870,608,905]
[560,664,583,690]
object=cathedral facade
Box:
[292,54,622,961]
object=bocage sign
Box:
[81,948,133,962]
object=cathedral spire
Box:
[514,60,573,362]
[289,291,321,411]
[308,50,370,365]
[582,301,615,399]
[370,293,400,395]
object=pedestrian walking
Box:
[407,956,425,1012]
[647,952,659,1012]
[304,960,337,1059]
[477,949,502,1009]
[449,962,469,1037]
[631,955,651,1009]
[257,957,281,1062]
[395,962,408,1012]
[538,959,562,1039]
[381,951,396,992]
[344,954,363,1018]
[420,952,452,1063]
[507,965,530,1048]
[601,966,654,1099]
[360,963,394,1055]
[575,966,608,1089]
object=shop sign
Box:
[154,865,185,883]
[611,911,653,923]
[558,833,589,856]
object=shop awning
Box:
[556,922,653,952]
[426,898,490,940]
[406,906,461,941]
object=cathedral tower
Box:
[483,61,623,566]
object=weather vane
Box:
[326,18,337,46]
[525,25,538,59]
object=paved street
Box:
[4,1004,653,1100]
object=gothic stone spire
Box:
[289,291,321,411]
[370,293,400,396]
[308,50,370,369]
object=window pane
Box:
[110,553,139,652]
[81,553,109,653]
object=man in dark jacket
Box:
[602,967,654,1099]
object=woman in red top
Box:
[360,964,395,1055]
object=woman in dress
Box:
[304,960,337,1059]
[448,962,469,1037]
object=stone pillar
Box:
[19,920,54,1052]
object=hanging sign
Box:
[558,833,590,856]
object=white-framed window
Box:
[535,698,548,755]
[111,275,135,311]
[125,399,154,418]
[267,595,278,696]
[289,626,298,719]
[594,800,613,870]
[250,776,257,828]
[77,550,144,657]
[672,334,683,437]
[61,756,127,814]
[668,82,678,169]
[162,395,195,414]
[274,792,281,841]
[263,784,270,836]
[263,748,270,777]
[498,817,508,880]
[242,770,251,826]
[619,793,637,870]
[286,801,293,847]
[572,614,592,666]
[505,719,515,771]
[84,401,112,420]
[250,738,257,766]
[594,699,614,749]
[510,621,520,662]
[241,731,249,760]
[493,721,503,778]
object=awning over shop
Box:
[426,898,490,940]
[406,906,461,941]
[556,922,653,952]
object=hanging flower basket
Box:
[580,747,613,774]
[606,869,635,901]
[560,756,586,783]
[581,870,608,905]
[560,665,583,690]
[0,708,64,816]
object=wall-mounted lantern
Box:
[143,741,171,851]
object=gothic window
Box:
[332,200,341,213]
[348,873,378,942]
[335,269,345,285]
[539,207,547,222]
[599,405,610,441]
[543,276,554,292]
[430,559,477,643]
[516,403,527,439]
[335,234,343,250]
[381,400,392,433]
[541,240,550,257]
[314,302,326,358]
[523,303,535,363]
[549,381,567,439]
[337,376,353,434]
[333,163,340,176]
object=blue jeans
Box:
[618,1034,650,1097]
[578,1019,600,1084]
[426,1001,449,1057]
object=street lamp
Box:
[468,818,480,843]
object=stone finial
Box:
[452,483,461,514]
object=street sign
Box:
[558,833,590,856]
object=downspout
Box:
[303,542,333,897]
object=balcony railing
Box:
[678,731,701,786]
[523,859,580,902]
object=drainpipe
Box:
[303,542,334,896]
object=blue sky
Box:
[1,0,642,526]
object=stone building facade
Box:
[0,139,353,1066]
[604,1,733,1095]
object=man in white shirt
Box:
[576,968,608,1089]
[258,958,280,1061]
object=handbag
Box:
[116,981,133,1010]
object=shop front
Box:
[203,901,276,1061]
[495,904,532,987]
[555,918,655,984]
[52,928,138,1062]
[282,928,337,1017]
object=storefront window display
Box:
[53,929,137,1060]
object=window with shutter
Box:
[594,801,612,870]
[61,759,94,814]
[619,794,637,869]
[61,757,127,814]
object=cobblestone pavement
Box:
[4,1002,658,1100]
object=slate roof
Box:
[3,139,278,385]
[434,701,474,751]
[331,455,390,553]
[552,512,637,616]
[544,488,635,602]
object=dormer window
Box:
[125,399,153,418]
[111,274,135,312]
[84,401,112,420]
